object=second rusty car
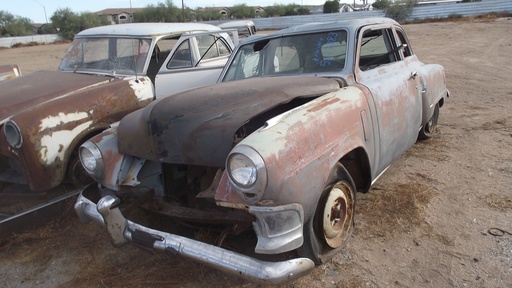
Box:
[0,23,236,191]
[75,18,449,284]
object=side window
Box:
[274,46,300,73]
[395,29,413,57]
[197,35,218,60]
[167,39,192,69]
[155,37,179,61]
[197,34,231,61]
[359,28,398,71]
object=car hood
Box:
[0,71,112,124]
[117,75,342,167]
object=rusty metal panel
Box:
[0,76,153,191]
[216,86,370,217]
[117,76,342,167]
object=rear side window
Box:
[396,29,413,57]
[167,40,192,69]
[197,34,231,60]
[359,28,399,71]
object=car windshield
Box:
[58,37,152,75]
[223,30,348,82]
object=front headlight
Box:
[4,120,23,148]
[79,141,103,180]
[228,153,258,188]
[227,145,267,204]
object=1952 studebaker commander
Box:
[0,23,236,191]
[75,18,449,284]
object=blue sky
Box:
[2,0,342,23]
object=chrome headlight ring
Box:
[79,141,104,181]
[227,145,267,204]
[4,120,23,148]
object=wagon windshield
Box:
[58,37,152,75]
[223,30,348,81]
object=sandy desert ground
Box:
[0,17,511,287]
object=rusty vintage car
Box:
[75,18,449,284]
[0,23,236,191]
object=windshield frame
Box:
[221,29,349,82]
[58,36,154,76]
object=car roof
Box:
[275,17,399,35]
[217,20,255,29]
[76,22,222,37]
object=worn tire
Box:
[298,164,356,265]
[418,103,440,141]
[66,151,93,188]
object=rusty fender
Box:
[82,124,158,193]
[2,76,153,191]
[418,63,449,125]
[215,86,371,220]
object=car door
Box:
[154,31,236,98]
[354,26,422,176]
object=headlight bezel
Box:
[4,120,23,148]
[79,141,104,181]
[226,145,267,204]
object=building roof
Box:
[95,8,143,15]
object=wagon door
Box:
[154,31,235,98]
[355,26,422,176]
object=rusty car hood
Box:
[117,75,342,167]
[0,71,113,124]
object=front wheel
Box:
[418,103,440,140]
[66,153,93,187]
[298,166,356,264]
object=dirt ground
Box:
[0,18,511,287]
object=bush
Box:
[385,0,415,23]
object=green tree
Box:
[323,0,340,14]
[229,4,255,19]
[283,4,300,16]
[50,8,109,40]
[372,0,391,9]
[296,7,311,15]
[79,12,110,30]
[194,8,222,21]
[50,8,81,39]
[261,4,302,17]
[385,0,416,22]
[133,0,180,22]
[0,10,33,37]
[262,5,286,17]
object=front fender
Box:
[216,86,371,219]
[5,76,154,190]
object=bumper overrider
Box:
[74,185,315,284]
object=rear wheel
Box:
[298,165,356,264]
[418,103,440,140]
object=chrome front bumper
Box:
[74,185,315,285]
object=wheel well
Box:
[339,147,371,193]
[65,127,109,171]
